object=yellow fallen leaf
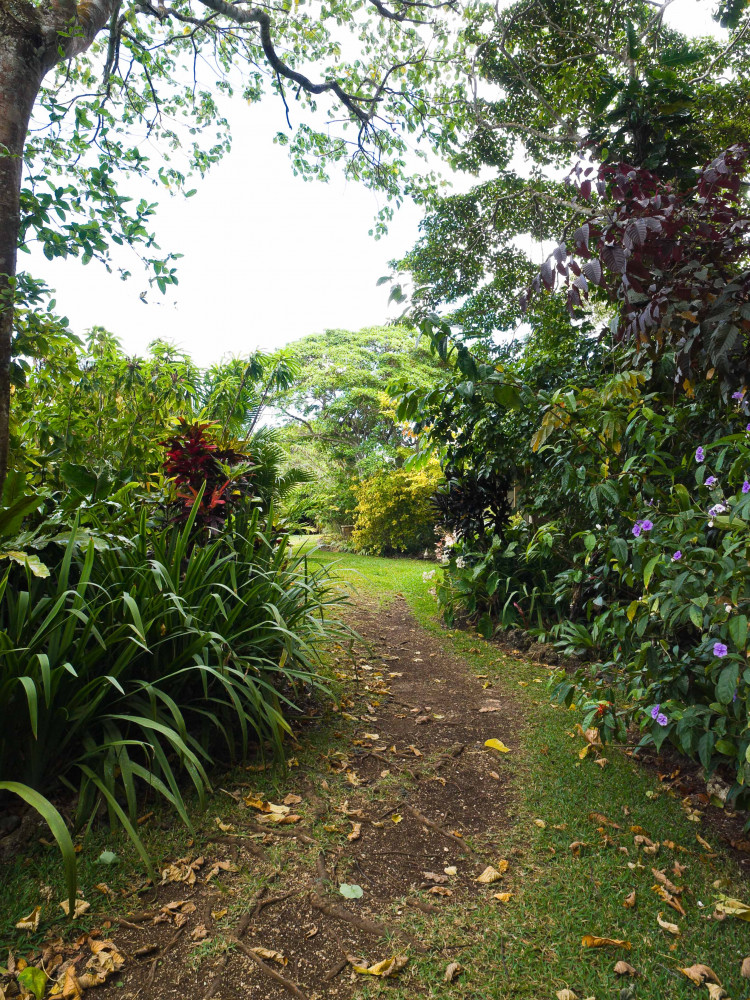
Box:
[444,866,457,876]
[392,814,402,824]
[244,797,288,814]
[581,935,631,949]
[484,739,511,753]
[696,833,713,851]
[614,960,637,976]
[15,906,41,932]
[715,895,750,921]
[533,819,546,829]
[656,912,680,936]
[678,964,720,986]
[494,892,513,902]
[349,955,408,976]
[60,966,83,999]
[211,908,228,920]
[347,823,362,841]
[476,866,504,884]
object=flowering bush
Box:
[552,397,750,801]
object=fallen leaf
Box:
[190,924,209,942]
[206,860,237,881]
[211,908,228,920]
[715,895,750,921]
[696,833,713,851]
[623,890,636,909]
[570,841,587,857]
[614,960,637,976]
[581,935,631,949]
[484,738,511,753]
[306,925,319,938]
[651,868,682,894]
[253,947,287,966]
[493,892,513,902]
[652,884,686,916]
[59,899,90,918]
[349,955,408,977]
[423,872,448,884]
[444,866,457,876]
[17,966,47,1000]
[706,986,728,1000]
[282,794,302,805]
[60,966,82,999]
[392,814,402,824]
[476,866,504,884]
[742,956,750,979]
[428,886,453,896]
[678,964,720,986]
[533,819,546,829]
[244,797,288,814]
[588,812,621,829]
[594,758,608,768]
[444,962,462,982]
[347,823,362,842]
[339,884,363,899]
[255,813,301,825]
[15,906,42,932]
[555,990,578,1000]
[656,912,680,936]
[214,818,234,833]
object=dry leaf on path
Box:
[678,964,720,986]
[206,860,237,881]
[581,935,631,949]
[444,962,462,982]
[656,912,680,936]
[190,924,209,942]
[347,823,362,842]
[253,948,288,966]
[428,886,453,897]
[476,864,507,884]
[614,960,637,976]
[15,906,41,932]
[623,891,636,909]
[484,738,511,753]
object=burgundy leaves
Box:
[524,144,750,388]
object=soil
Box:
[21,596,521,1000]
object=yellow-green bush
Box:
[351,462,442,555]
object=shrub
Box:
[0,502,348,889]
[351,462,442,555]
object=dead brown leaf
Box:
[15,906,41,932]
[656,912,680,936]
[570,842,587,856]
[347,823,362,842]
[678,964,720,986]
[444,962,462,982]
[581,935,631,949]
[614,960,637,976]
[742,956,750,979]
[623,890,636,909]
[254,948,288,966]
[588,812,621,829]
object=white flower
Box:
[422,570,436,582]
[725,604,733,613]
[455,556,466,568]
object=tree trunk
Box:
[0,15,44,498]
[0,0,116,498]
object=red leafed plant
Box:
[162,419,252,530]
[524,144,750,392]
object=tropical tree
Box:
[0,0,467,495]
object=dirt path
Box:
[95,595,522,1000]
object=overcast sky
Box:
[25,1,723,366]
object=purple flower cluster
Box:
[695,446,705,463]
[705,475,718,487]
[708,503,727,517]
[632,519,654,537]
[672,550,682,561]
[714,642,728,658]
[650,704,668,726]
[743,481,750,494]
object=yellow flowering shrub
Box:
[351,461,442,555]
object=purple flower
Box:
[650,704,660,719]
[632,522,642,537]
[708,503,727,516]
[713,642,728,658]
[705,476,717,487]
[641,519,653,532]
[695,446,705,463]
[672,550,682,561]
[747,423,750,433]
[743,481,750,494]
[656,713,669,727]
[733,390,745,400]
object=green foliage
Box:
[0,505,347,880]
[351,462,442,555]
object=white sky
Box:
[25,1,724,365]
